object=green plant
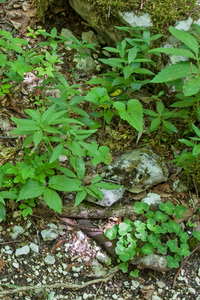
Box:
[105,201,200,276]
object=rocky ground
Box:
[0,0,200,299]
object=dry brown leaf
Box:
[151,183,171,197]
[141,284,155,300]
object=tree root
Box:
[0,266,119,296]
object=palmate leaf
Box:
[151,62,197,83]
[113,99,143,132]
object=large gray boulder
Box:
[103,149,168,193]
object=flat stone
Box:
[141,193,162,207]
[30,243,39,253]
[41,229,59,241]
[44,255,55,265]
[15,245,30,257]
[11,225,25,239]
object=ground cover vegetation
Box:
[0,23,200,278]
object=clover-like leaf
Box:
[147,218,156,231]
[119,262,129,273]
[157,244,167,254]
[159,202,174,215]
[134,202,149,214]
[166,240,178,252]
[105,225,118,240]
[167,256,179,268]
[175,205,187,219]
[193,230,200,241]
[130,269,139,278]
[141,243,154,254]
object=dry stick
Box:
[173,244,200,288]
[0,266,119,296]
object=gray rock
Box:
[76,56,96,71]
[41,229,59,241]
[15,245,30,257]
[82,31,98,46]
[44,255,55,265]
[141,193,162,207]
[103,149,168,193]
[11,226,25,239]
[60,28,76,50]
[90,260,107,277]
[152,296,163,300]
[86,185,125,206]
[12,262,19,269]
[96,252,111,265]
[156,281,166,288]
[131,280,140,290]
[172,179,189,193]
[30,243,39,253]
[119,12,153,28]
[131,254,170,272]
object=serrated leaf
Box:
[44,188,62,213]
[17,179,45,201]
[151,62,196,83]
[0,191,17,198]
[170,26,199,54]
[183,75,200,96]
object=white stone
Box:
[41,229,58,241]
[131,280,140,290]
[11,226,25,239]
[119,12,153,28]
[30,243,39,253]
[152,296,162,300]
[188,287,196,294]
[141,193,162,206]
[175,17,193,31]
[44,255,55,265]
[77,230,85,240]
[156,281,165,288]
[83,293,88,299]
[15,245,30,257]
[12,262,19,269]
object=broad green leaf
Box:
[95,182,123,190]
[128,47,137,64]
[17,179,45,201]
[183,75,200,96]
[56,166,77,178]
[157,101,164,114]
[170,26,199,54]
[112,77,126,86]
[75,157,85,180]
[49,143,64,164]
[33,131,43,147]
[113,99,143,132]
[25,109,41,121]
[78,141,100,156]
[0,191,17,198]
[103,47,120,53]
[148,47,195,59]
[163,120,178,133]
[44,188,62,213]
[0,203,6,221]
[143,109,158,117]
[123,65,133,79]
[41,104,56,124]
[91,175,103,184]
[192,123,200,137]
[151,62,196,83]
[193,144,200,156]
[132,68,154,75]
[49,175,82,192]
[150,117,161,130]
[74,190,87,207]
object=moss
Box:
[36,0,55,22]
[86,0,199,38]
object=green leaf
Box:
[74,190,87,207]
[123,65,133,79]
[151,62,195,83]
[75,157,85,180]
[78,141,100,156]
[105,225,118,240]
[113,99,143,132]
[141,243,154,254]
[50,143,64,164]
[43,188,62,213]
[166,240,178,252]
[130,269,139,277]
[183,75,200,96]
[49,175,82,192]
[33,131,43,147]
[128,47,137,64]
[169,26,199,54]
[167,255,179,268]
[0,191,17,198]
[163,120,178,133]
[149,47,195,59]
[118,262,129,273]
[91,175,103,184]
[56,166,77,178]
[17,179,45,201]
[0,203,6,221]
[95,182,123,190]
[41,104,56,125]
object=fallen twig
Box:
[0,266,119,296]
